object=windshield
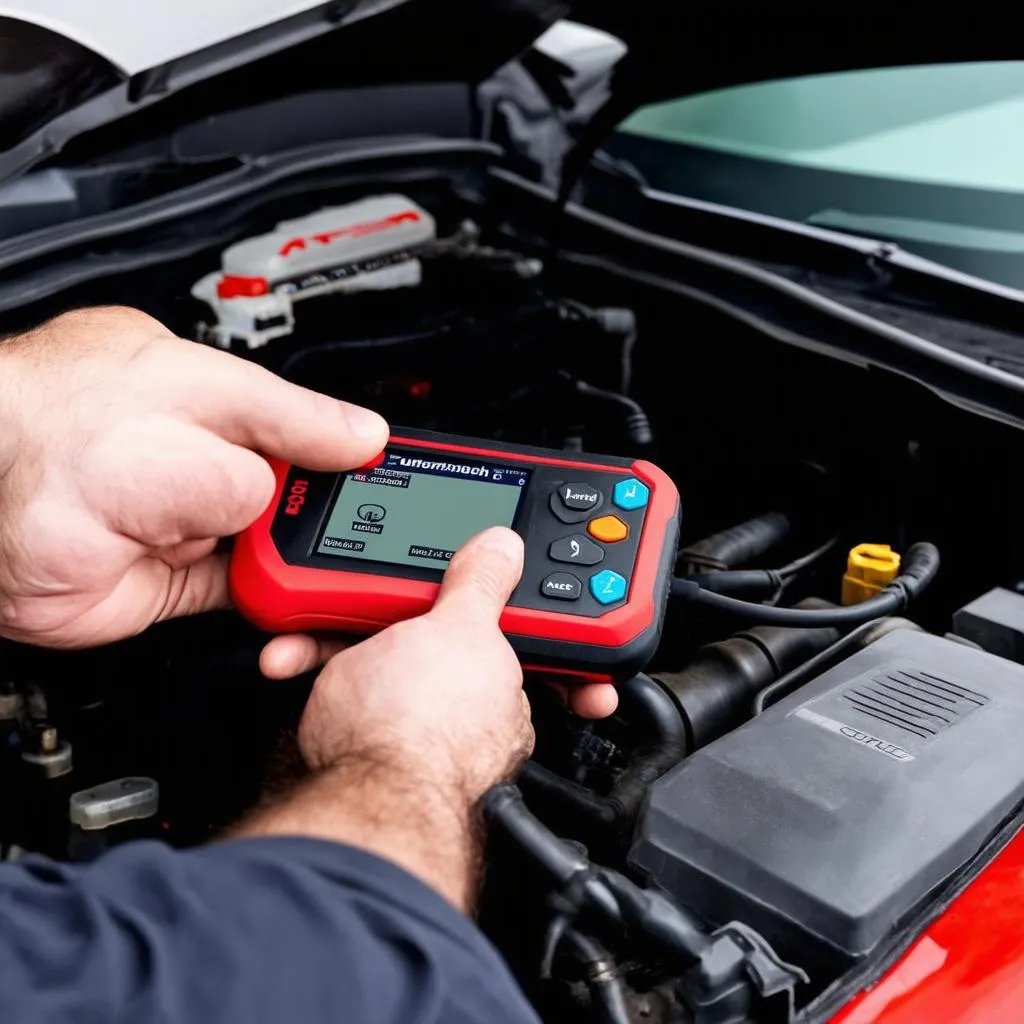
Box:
[611,62,1024,289]
[0,17,121,147]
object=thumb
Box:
[431,527,524,627]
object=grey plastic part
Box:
[22,741,73,779]
[0,169,78,236]
[631,630,1024,960]
[953,587,1024,664]
[0,690,23,720]
[70,777,159,831]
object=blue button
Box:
[590,569,628,605]
[613,478,649,511]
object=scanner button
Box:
[559,482,601,511]
[549,535,605,566]
[613,477,650,511]
[590,570,628,605]
[540,573,583,601]
[588,515,629,543]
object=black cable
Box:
[519,761,619,832]
[595,869,710,962]
[680,513,792,574]
[681,538,838,601]
[562,932,631,1024]
[589,308,638,396]
[616,672,685,748]
[555,302,639,395]
[484,785,806,1010]
[483,783,709,961]
[673,542,940,628]
[603,674,687,822]
[620,329,636,396]
[558,372,653,446]
[484,783,591,885]
[776,536,840,579]
[518,674,686,836]
[681,585,895,627]
[768,536,840,604]
[685,570,782,600]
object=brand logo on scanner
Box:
[284,479,309,516]
[396,457,491,478]
[356,504,387,523]
[794,708,915,762]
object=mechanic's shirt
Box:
[0,837,541,1024]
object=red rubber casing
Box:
[230,431,680,679]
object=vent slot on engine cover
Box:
[841,668,989,740]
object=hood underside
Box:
[0,0,1018,188]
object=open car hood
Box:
[0,0,1016,187]
[0,0,568,185]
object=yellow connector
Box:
[842,544,901,605]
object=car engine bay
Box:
[4,170,1024,1024]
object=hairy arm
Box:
[240,527,532,912]
[240,755,482,911]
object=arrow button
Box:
[549,535,605,566]
[589,569,628,606]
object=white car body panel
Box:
[0,0,379,73]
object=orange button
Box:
[588,515,629,543]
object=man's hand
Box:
[261,587,619,721]
[242,527,533,910]
[0,306,388,648]
[0,306,617,717]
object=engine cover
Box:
[631,629,1024,964]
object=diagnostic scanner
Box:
[231,429,681,680]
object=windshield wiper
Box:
[639,184,1024,320]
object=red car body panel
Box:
[831,827,1024,1024]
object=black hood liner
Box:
[0,0,570,185]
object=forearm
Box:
[237,755,482,912]
[0,328,28,478]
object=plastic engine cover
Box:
[631,629,1024,962]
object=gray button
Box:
[70,777,159,831]
[559,482,601,511]
[550,485,604,524]
[550,535,605,566]
[540,572,583,600]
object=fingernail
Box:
[342,404,388,439]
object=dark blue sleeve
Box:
[0,837,540,1024]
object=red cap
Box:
[357,450,387,471]
[217,275,270,299]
